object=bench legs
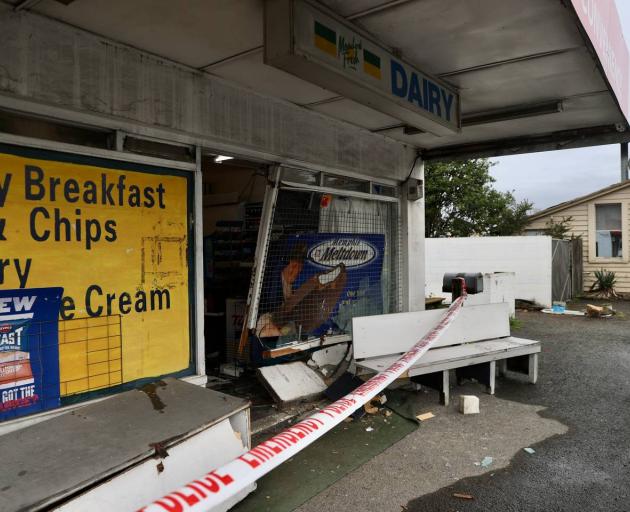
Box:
[410,354,539,406]
[456,361,495,395]
[411,370,450,406]
[501,353,539,384]
[528,354,539,384]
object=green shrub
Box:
[590,269,619,298]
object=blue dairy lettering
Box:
[407,73,423,108]
[390,60,408,98]
[428,82,442,117]
[441,89,454,122]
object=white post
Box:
[193,146,206,378]
[401,158,425,312]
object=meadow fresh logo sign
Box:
[314,20,337,56]
[363,49,381,79]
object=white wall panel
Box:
[426,237,553,307]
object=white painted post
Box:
[528,353,539,384]
[442,369,450,406]
[401,158,425,312]
[193,146,206,379]
[489,360,496,394]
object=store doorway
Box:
[201,153,267,377]
[202,159,402,419]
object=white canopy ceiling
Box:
[5,0,629,160]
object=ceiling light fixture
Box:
[214,155,234,163]
[462,100,564,127]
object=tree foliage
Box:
[425,159,533,238]
[542,216,574,239]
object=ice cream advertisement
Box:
[257,234,385,340]
[0,287,62,421]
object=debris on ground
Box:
[383,409,393,417]
[541,308,585,316]
[364,394,388,414]
[257,362,326,405]
[364,402,379,414]
[453,493,474,500]
[479,456,493,468]
[459,395,480,415]
[523,447,536,454]
[416,412,435,422]
[365,427,374,432]
[585,304,615,318]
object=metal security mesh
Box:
[255,189,401,349]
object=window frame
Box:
[588,201,628,263]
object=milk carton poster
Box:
[257,234,384,339]
[0,287,63,421]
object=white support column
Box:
[401,158,425,312]
[193,146,206,379]
[528,353,539,384]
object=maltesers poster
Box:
[257,233,385,339]
[0,287,63,421]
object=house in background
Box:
[525,181,630,293]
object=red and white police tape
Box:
[139,288,467,512]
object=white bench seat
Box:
[355,336,540,405]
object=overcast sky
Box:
[489,0,630,212]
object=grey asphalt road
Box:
[297,300,630,512]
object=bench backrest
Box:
[352,302,510,360]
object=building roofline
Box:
[527,180,630,222]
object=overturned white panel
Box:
[57,418,253,512]
[257,362,327,404]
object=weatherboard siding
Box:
[526,188,630,294]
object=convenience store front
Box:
[0,139,409,429]
[0,0,628,435]
[0,2,422,430]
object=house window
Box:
[595,203,622,258]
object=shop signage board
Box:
[0,145,192,412]
[0,287,62,421]
[257,233,384,339]
[571,0,630,122]
[264,0,461,136]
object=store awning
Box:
[7,0,630,160]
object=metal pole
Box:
[621,142,628,182]
[193,146,206,377]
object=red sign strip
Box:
[139,291,467,512]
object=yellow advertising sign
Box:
[0,146,191,397]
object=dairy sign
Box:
[0,145,192,409]
[256,234,384,339]
[0,287,63,421]
[265,0,460,136]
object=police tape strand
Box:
[139,291,467,512]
